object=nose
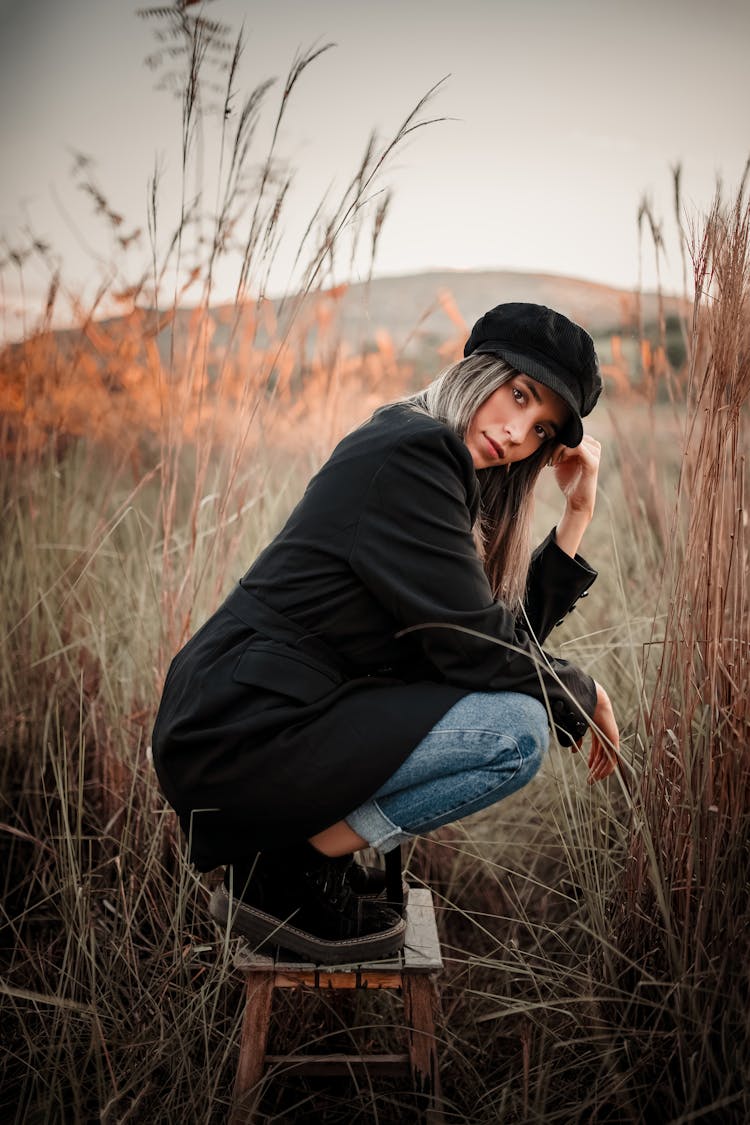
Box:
[504,418,528,445]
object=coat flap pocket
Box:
[233,640,341,704]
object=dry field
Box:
[2,233,748,1123]
[1,12,748,1123]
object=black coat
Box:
[152,403,598,870]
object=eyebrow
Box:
[516,376,561,435]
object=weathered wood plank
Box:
[402,889,443,971]
[231,970,274,1124]
[403,973,445,1124]
[264,1052,411,1076]
[273,969,403,989]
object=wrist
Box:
[555,508,591,557]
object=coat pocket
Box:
[232,639,343,704]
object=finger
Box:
[554,447,598,481]
[589,758,611,783]
[590,756,618,783]
[576,446,601,474]
[588,736,619,782]
[575,436,601,464]
[587,741,602,781]
[554,435,600,463]
[549,447,572,468]
[587,733,601,770]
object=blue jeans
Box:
[345,692,548,853]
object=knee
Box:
[514,696,549,779]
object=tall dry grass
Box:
[614,186,750,1119]
[2,8,749,1121]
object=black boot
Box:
[209,843,405,964]
[345,847,408,917]
[342,854,386,896]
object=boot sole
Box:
[209,885,406,965]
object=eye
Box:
[512,386,525,403]
[534,424,549,441]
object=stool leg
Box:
[402,974,444,1124]
[232,971,274,1123]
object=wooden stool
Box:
[230,887,444,1124]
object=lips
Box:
[484,434,505,461]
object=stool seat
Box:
[230,887,444,1123]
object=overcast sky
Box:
[1,0,748,333]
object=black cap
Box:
[463,302,602,447]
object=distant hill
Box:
[329,267,666,342]
[216,267,686,371]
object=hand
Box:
[571,681,620,784]
[550,435,601,558]
[550,434,601,519]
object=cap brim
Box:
[472,343,584,447]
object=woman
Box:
[152,302,620,964]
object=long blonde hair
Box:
[403,354,554,611]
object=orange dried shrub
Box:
[0,288,414,462]
[436,287,469,365]
[600,334,632,398]
[0,311,167,457]
[279,331,413,461]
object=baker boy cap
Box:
[463,302,602,447]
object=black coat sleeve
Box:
[521,527,597,645]
[348,426,596,744]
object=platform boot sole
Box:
[209,884,406,965]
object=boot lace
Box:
[317,860,355,912]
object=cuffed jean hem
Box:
[345,799,412,853]
[344,691,548,853]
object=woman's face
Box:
[464,374,570,469]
